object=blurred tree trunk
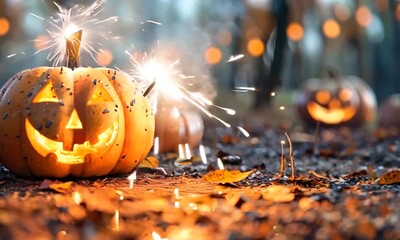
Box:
[254,0,288,108]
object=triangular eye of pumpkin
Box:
[88,83,113,104]
[32,82,60,103]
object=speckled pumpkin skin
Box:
[0,67,154,178]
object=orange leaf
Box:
[139,156,159,168]
[49,181,74,193]
[202,169,254,183]
[377,169,400,185]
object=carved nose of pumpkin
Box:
[66,109,83,129]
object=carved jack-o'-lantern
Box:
[0,31,154,178]
[155,104,204,153]
[296,72,376,127]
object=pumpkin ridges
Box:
[23,67,74,178]
[69,68,125,177]
[98,68,155,174]
[0,69,36,176]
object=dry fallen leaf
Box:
[49,181,74,193]
[139,156,159,168]
[39,179,73,193]
[262,185,294,202]
[377,169,400,185]
[202,169,254,183]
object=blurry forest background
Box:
[0,0,399,120]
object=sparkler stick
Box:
[65,30,82,69]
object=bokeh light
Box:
[286,22,304,42]
[322,19,341,39]
[356,6,372,27]
[247,37,265,57]
[0,17,10,36]
[217,28,232,46]
[204,46,222,65]
[34,35,51,51]
[334,4,351,22]
[96,49,113,66]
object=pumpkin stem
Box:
[65,30,82,69]
[143,80,156,97]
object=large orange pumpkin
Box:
[0,31,154,178]
[296,73,376,127]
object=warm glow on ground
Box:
[247,38,265,57]
[286,22,304,41]
[0,17,10,36]
[204,46,222,65]
[323,19,341,39]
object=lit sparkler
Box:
[32,0,118,66]
[129,52,236,128]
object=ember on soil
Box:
[0,127,399,239]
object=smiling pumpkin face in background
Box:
[0,67,154,178]
[296,76,377,127]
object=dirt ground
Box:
[0,126,400,240]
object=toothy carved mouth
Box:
[307,102,357,124]
[25,119,119,164]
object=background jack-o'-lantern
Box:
[155,101,204,153]
[378,94,400,130]
[0,30,154,178]
[296,70,377,127]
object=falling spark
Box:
[184,143,192,159]
[217,158,224,170]
[279,106,285,110]
[72,191,82,205]
[152,231,168,240]
[174,188,180,208]
[271,92,276,96]
[178,144,185,159]
[237,126,250,137]
[226,54,244,63]
[174,188,180,199]
[127,170,137,189]
[145,20,162,25]
[112,209,120,231]
[153,137,159,155]
[32,0,118,66]
[129,54,233,127]
[199,144,207,164]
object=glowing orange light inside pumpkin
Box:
[356,6,372,27]
[247,38,265,57]
[204,46,222,65]
[339,89,353,102]
[65,109,83,129]
[0,17,10,36]
[96,49,113,66]
[329,98,342,109]
[315,90,331,105]
[286,23,303,42]
[323,19,341,39]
